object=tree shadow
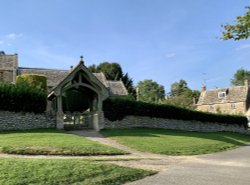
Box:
[101,128,250,146]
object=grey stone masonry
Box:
[0,111,56,131]
[105,116,249,134]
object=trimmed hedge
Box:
[0,82,47,113]
[16,74,47,92]
[103,98,248,128]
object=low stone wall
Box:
[104,115,248,134]
[0,111,56,131]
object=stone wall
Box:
[0,111,56,131]
[197,102,246,115]
[0,54,18,70]
[0,70,14,83]
[104,115,248,134]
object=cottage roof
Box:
[18,67,70,87]
[197,86,249,105]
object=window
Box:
[231,103,236,109]
[218,92,226,98]
[0,72,3,82]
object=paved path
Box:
[126,145,250,185]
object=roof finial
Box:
[79,55,84,65]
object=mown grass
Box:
[0,158,155,185]
[101,128,250,155]
[0,129,126,155]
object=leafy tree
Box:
[166,80,200,110]
[231,68,250,86]
[170,79,189,96]
[96,62,123,80]
[88,64,98,73]
[221,7,250,40]
[136,79,165,103]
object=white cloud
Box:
[235,44,250,51]
[0,40,4,45]
[6,33,23,40]
[166,53,176,58]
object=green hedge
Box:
[16,74,47,92]
[0,82,47,113]
[103,98,248,128]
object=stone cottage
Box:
[0,52,128,130]
[196,81,250,118]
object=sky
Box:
[0,0,250,92]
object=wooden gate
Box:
[63,112,91,130]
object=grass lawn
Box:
[101,128,250,155]
[0,158,155,185]
[0,129,126,155]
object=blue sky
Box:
[0,0,249,92]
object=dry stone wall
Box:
[105,115,249,134]
[0,111,56,131]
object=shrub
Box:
[16,74,47,92]
[0,82,47,113]
[103,98,248,128]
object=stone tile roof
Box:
[93,73,128,96]
[106,81,128,96]
[93,73,108,87]
[18,67,70,87]
[197,86,249,105]
[18,67,128,96]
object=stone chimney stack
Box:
[244,79,249,87]
[201,84,206,92]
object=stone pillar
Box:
[92,112,99,131]
[98,111,105,130]
[56,95,64,129]
[92,111,105,131]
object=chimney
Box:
[201,84,206,92]
[245,79,249,87]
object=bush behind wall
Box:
[103,98,248,128]
[0,82,47,113]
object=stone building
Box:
[196,81,250,118]
[0,52,128,130]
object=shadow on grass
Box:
[0,129,65,135]
[101,128,250,146]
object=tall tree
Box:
[231,68,250,86]
[96,62,123,80]
[166,80,200,110]
[136,79,165,103]
[88,64,98,73]
[221,6,250,40]
[122,73,136,96]
[170,79,189,96]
